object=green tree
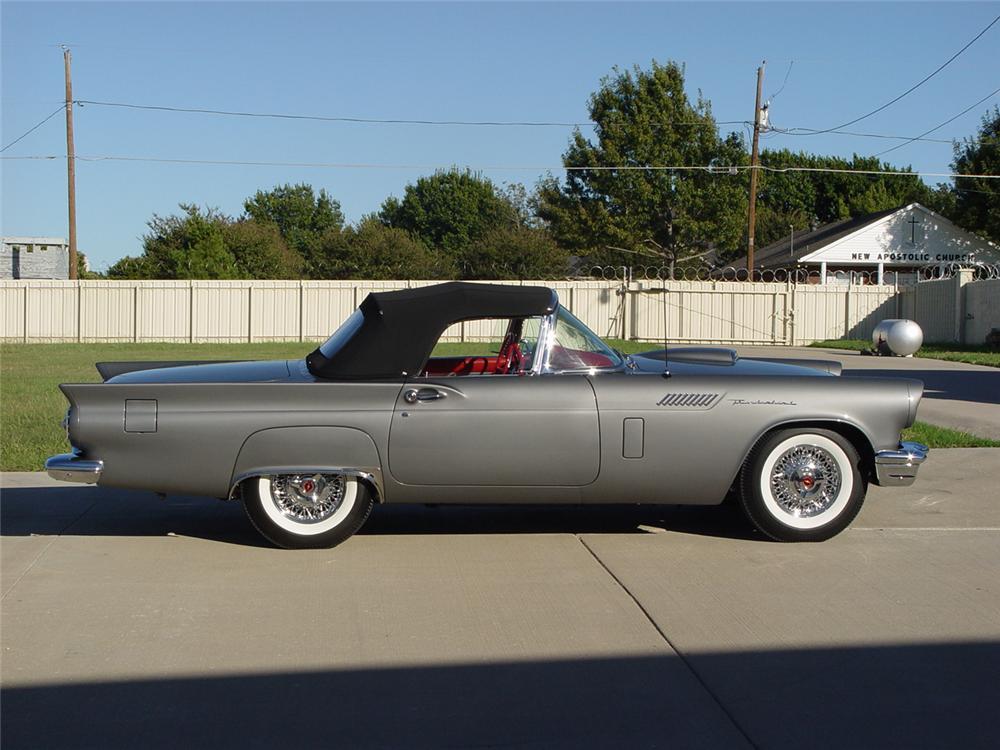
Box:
[535,60,748,266]
[753,150,933,246]
[108,202,312,280]
[466,225,569,279]
[923,182,958,219]
[75,251,103,279]
[330,218,456,279]
[108,205,237,279]
[950,106,1000,244]
[244,183,344,275]
[752,205,812,252]
[222,219,304,279]
[106,254,155,279]
[379,169,520,275]
[169,215,237,279]
[498,182,540,227]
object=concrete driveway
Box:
[734,345,1000,440]
[2,448,998,749]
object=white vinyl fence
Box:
[963,278,1000,345]
[1,276,994,346]
[897,269,999,345]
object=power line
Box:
[74,99,595,128]
[83,93,997,146]
[798,13,999,134]
[874,85,1000,157]
[76,96,992,146]
[767,60,794,102]
[0,104,66,152]
[73,98,747,129]
[4,153,997,179]
[769,124,994,146]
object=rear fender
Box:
[230,426,384,501]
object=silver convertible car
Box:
[46,282,927,547]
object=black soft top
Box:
[306,282,558,379]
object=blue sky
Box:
[2,1,998,271]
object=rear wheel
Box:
[740,428,866,542]
[242,473,373,549]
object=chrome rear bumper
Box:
[873,441,928,487]
[45,453,103,484]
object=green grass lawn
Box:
[810,339,1000,368]
[902,421,1000,448]
[2,340,997,471]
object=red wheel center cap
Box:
[302,480,315,493]
[802,476,814,488]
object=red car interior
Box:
[422,346,612,376]
[422,356,500,376]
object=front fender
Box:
[230,426,384,500]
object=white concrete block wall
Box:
[0,245,70,280]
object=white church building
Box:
[744,203,1000,284]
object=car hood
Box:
[106,359,301,384]
[630,348,839,377]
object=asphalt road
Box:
[2,447,999,749]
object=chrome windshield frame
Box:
[530,311,558,375]
[531,305,626,375]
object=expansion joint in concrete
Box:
[576,535,760,750]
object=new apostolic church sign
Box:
[800,202,1000,273]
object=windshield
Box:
[317,309,364,359]
[515,316,542,370]
[545,307,623,371]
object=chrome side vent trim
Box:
[655,393,722,409]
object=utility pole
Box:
[64,47,78,280]
[746,61,765,279]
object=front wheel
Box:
[740,428,866,542]
[242,473,373,549]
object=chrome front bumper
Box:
[874,441,928,487]
[45,452,103,484]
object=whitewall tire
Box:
[242,473,373,549]
[740,428,866,542]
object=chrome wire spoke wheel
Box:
[254,472,360,538]
[269,473,346,524]
[769,445,842,519]
[748,431,860,536]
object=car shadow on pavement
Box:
[844,368,1000,405]
[361,501,757,540]
[0,485,271,548]
[0,486,759,546]
[3,644,998,749]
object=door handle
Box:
[404,388,446,404]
